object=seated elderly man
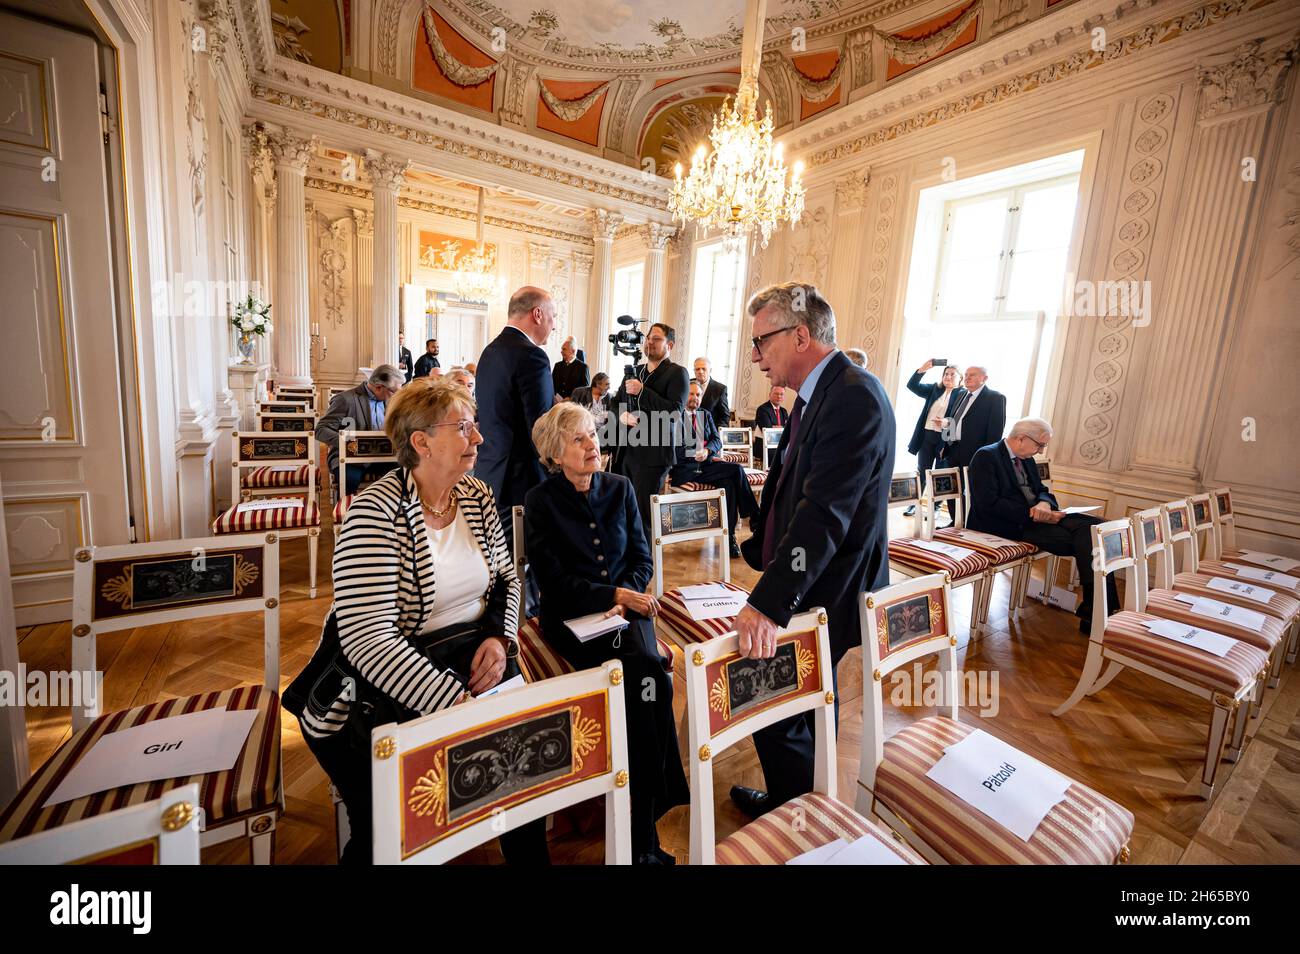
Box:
[316,364,404,496]
[967,417,1119,634]
[668,380,759,557]
[447,366,475,395]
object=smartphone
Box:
[933,358,948,366]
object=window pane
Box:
[937,195,1007,316]
[1015,182,1078,252]
[1006,247,1068,314]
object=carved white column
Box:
[352,208,375,375]
[643,223,675,326]
[571,251,593,353]
[366,151,409,371]
[1131,40,1297,476]
[590,210,622,375]
[268,129,316,386]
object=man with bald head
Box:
[473,286,557,546]
[693,357,730,429]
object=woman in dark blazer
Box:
[905,360,964,515]
[524,403,689,864]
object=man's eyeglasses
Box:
[427,420,480,438]
[750,326,795,355]
[1024,435,1048,452]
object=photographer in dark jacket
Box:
[610,322,690,537]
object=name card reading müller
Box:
[925,729,1072,841]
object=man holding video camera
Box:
[611,322,690,536]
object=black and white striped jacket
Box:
[300,468,520,738]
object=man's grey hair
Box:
[370,364,404,390]
[508,287,551,319]
[1009,417,1052,440]
[845,348,868,368]
[746,282,836,346]
[966,365,990,377]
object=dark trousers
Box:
[916,431,945,491]
[303,724,550,865]
[342,462,396,497]
[750,641,847,806]
[625,461,671,536]
[668,460,760,533]
[935,451,968,521]
[1020,514,1120,616]
[542,614,689,857]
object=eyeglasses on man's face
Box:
[750,326,795,355]
[1023,435,1048,452]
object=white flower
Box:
[240,318,253,331]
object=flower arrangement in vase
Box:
[231,294,272,363]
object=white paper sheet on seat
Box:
[1173,593,1267,630]
[1205,577,1276,605]
[1224,564,1298,588]
[1141,618,1235,657]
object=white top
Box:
[421,506,490,633]
[924,391,951,432]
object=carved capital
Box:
[573,251,594,275]
[242,121,271,171]
[1197,38,1299,120]
[351,208,374,237]
[592,209,624,241]
[528,241,552,268]
[834,168,872,210]
[266,129,316,173]
[195,0,231,67]
[363,150,411,193]
[645,222,676,251]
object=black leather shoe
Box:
[729,538,742,558]
[636,850,675,865]
[730,785,775,819]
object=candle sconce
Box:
[310,321,328,367]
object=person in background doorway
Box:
[414,339,441,378]
[552,335,590,403]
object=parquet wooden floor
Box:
[11,512,1300,864]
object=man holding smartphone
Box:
[904,359,965,516]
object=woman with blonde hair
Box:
[524,402,689,864]
[285,378,547,864]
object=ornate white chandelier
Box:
[453,187,502,305]
[668,0,804,250]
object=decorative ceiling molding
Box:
[797,0,1262,168]
[304,175,595,245]
[539,79,613,121]
[421,4,501,86]
[876,0,981,66]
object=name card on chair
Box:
[684,592,747,622]
[925,729,1071,841]
[1204,577,1276,605]
[1174,594,1267,631]
[1141,618,1235,658]
[912,539,977,560]
[1225,564,1299,589]
[1236,551,1299,573]
[787,835,910,866]
[238,499,304,513]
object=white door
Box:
[0,13,133,623]
[437,307,487,367]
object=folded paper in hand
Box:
[565,612,629,643]
[1061,506,1101,515]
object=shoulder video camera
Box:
[608,314,645,379]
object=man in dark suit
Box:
[316,364,404,495]
[937,365,1005,520]
[472,287,556,545]
[610,322,689,535]
[904,360,965,516]
[752,384,789,462]
[692,357,730,429]
[571,372,611,428]
[732,282,895,818]
[552,336,590,403]
[967,418,1118,634]
[669,381,760,556]
[397,334,414,383]
[413,338,440,378]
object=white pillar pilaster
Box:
[267,129,316,386]
[365,151,409,371]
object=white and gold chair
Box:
[258,399,311,416]
[274,385,316,407]
[686,610,923,865]
[215,431,321,598]
[761,426,784,470]
[860,573,1135,862]
[1053,520,1268,798]
[371,661,632,864]
[332,429,398,540]
[255,410,316,433]
[0,534,284,861]
[933,466,1038,630]
[719,426,753,466]
[0,784,202,865]
[885,471,992,642]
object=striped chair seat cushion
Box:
[0,686,279,843]
[714,791,924,865]
[516,617,672,683]
[1191,561,1300,600]
[1170,573,1299,624]
[721,451,749,464]
[1101,611,1268,696]
[872,716,1133,864]
[674,482,715,493]
[933,528,1038,565]
[745,470,767,487]
[657,581,750,647]
[242,465,311,488]
[332,495,354,523]
[213,499,321,533]
[888,538,990,582]
[1219,548,1298,574]
[1145,589,1285,653]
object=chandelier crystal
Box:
[667,0,805,253]
[453,187,502,305]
